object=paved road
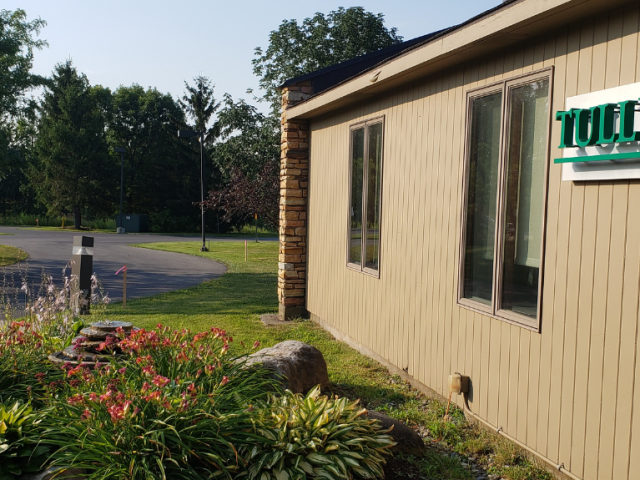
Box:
[0,227,252,303]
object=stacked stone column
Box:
[278,81,312,319]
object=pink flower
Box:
[220,376,229,386]
[176,351,188,362]
[152,375,170,388]
[99,391,112,403]
[118,367,127,375]
[67,394,85,405]
[144,391,161,402]
[81,409,91,420]
[253,341,261,349]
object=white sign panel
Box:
[560,82,640,181]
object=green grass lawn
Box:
[99,241,552,480]
[0,244,27,266]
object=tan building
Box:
[277,0,640,478]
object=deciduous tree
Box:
[109,84,198,226]
[0,8,47,117]
[210,94,279,179]
[202,161,279,230]
[253,7,402,112]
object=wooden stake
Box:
[123,265,127,309]
[245,240,248,262]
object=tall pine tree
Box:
[31,61,115,229]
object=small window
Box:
[348,118,384,275]
[459,70,552,329]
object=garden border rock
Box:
[244,340,329,394]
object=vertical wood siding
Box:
[306,5,640,480]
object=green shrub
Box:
[238,386,395,480]
[40,326,281,479]
[1,320,395,479]
[0,321,66,405]
[0,401,50,479]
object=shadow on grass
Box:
[110,272,278,318]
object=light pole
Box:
[114,146,126,234]
[177,129,208,251]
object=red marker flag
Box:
[115,265,127,275]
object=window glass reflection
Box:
[463,93,502,305]
[365,123,383,270]
[349,128,364,266]
[500,80,548,318]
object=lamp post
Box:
[177,129,208,251]
[114,146,126,234]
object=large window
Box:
[459,70,552,329]
[348,118,384,276]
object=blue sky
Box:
[7,1,499,112]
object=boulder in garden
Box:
[244,340,329,394]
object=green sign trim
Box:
[554,152,640,164]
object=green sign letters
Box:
[554,99,640,163]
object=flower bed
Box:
[0,321,395,479]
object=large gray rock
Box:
[245,340,329,394]
[367,410,425,456]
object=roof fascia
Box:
[287,0,624,120]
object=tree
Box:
[30,61,115,229]
[210,94,279,179]
[0,9,47,117]
[178,75,220,144]
[203,94,280,231]
[202,161,279,230]
[0,9,47,215]
[109,84,199,227]
[253,7,402,112]
[0,103,39,215]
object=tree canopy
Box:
[253,7,402,112]
[0,9,47,118]
[178,75,220,144]
[0,6,402,233]
[109,85,197,219]
[30,61,115,228]
[211,94,279,179]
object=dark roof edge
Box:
[278,29,448,89]
[279,0,520,93]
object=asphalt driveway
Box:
[0,227,238,302]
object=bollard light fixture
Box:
[71,236,94,315]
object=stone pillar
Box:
[278,81,312,320]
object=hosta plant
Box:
[0,401,49,480]
[238,386,396,480]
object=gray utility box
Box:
[116,214,149,233]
